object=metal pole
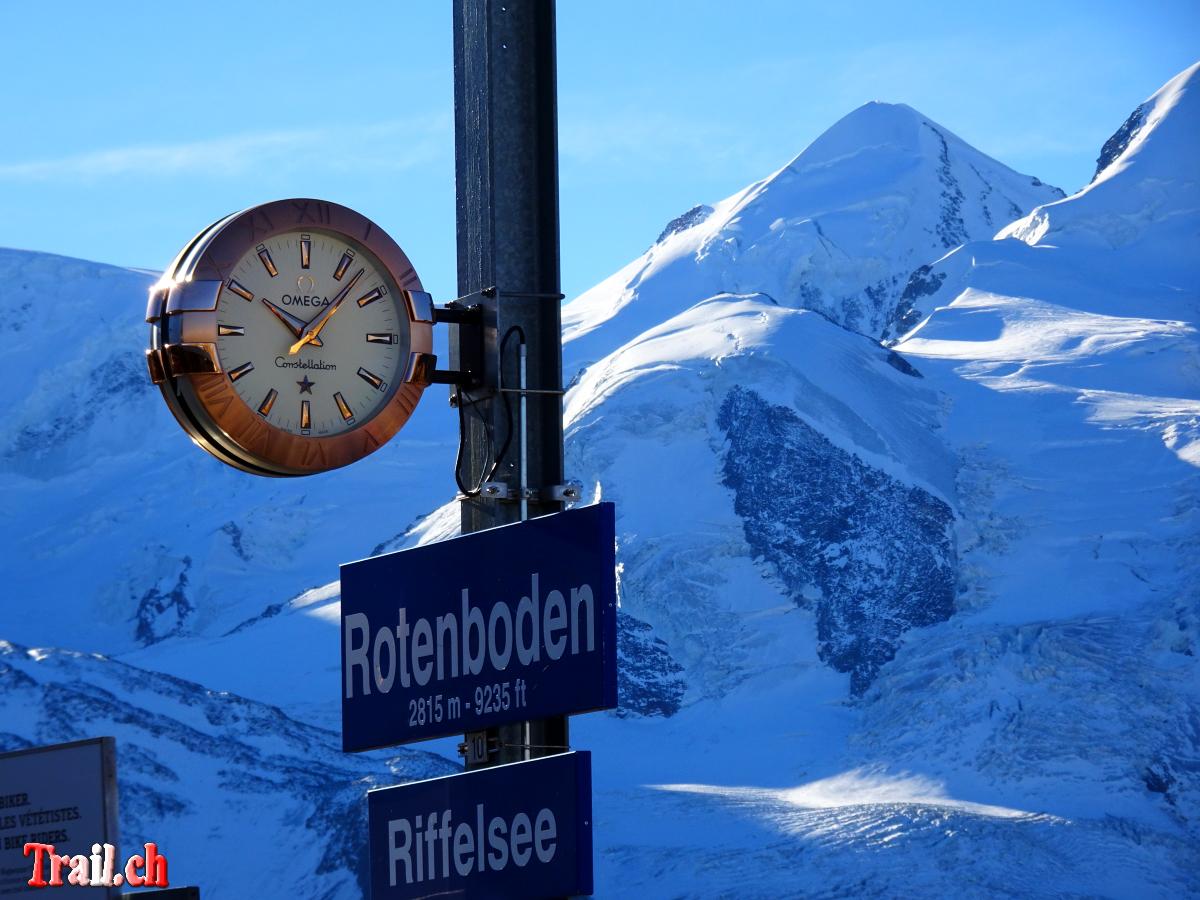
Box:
[453,0,568,768]
[519,342,529,523]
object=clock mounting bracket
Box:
[411,285,564,398]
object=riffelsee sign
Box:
[368,751,592,899]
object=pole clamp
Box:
[476,479,583,505]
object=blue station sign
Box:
[368,751,592,899]
[341,502,617,753]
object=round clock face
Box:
[146,199,435,477]
[216,231,407,438]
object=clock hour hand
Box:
[260,298,323,348]
[289,267,364,355]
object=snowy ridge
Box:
[868,62,1198,895]
[998,61,1200,285]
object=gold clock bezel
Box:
[146,198,435,477]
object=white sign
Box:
[0,738,119,897]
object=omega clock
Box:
[146,199,436,476]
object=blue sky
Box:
[0,1,1195,301]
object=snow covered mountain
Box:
[561,100,1063,367]
[2,62,1198,897]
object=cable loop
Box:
[453,324,528,498]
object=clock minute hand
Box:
[288,268,364,355]
[260,298,324,347]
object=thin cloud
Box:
[0,115,451,182]
[0,130,320,179]
[559,107,777,177]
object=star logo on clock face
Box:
[297,375,315,394]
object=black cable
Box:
[453,385,477,497]
[453,386,495,498]
[483,325,526,484]
[453,324,527,498]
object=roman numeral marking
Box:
[247,209,274,241]
[333,249,355,281]
[256,243,279,277]
[300,234,311,269]
[300,400,311,433]
[365,332,397,344]
[218,324,245,336]
[299,439,327,468]
[357,367,385,390]
[227,280,254,302]
[333,392,354,422]
[291,200,331,224]
[356,285,387,308]
[257,388,278,417]
[228,361,255,382]
[197,377,235,416]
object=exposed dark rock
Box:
[884,350,922,378]
[615,611,686,717]
[657,204,714,244]
[368,510,434,557]
[923,125,968,249]
[884,264,948,340]
[6,351,147,464]
[223,598,290,636]
[1030,176,1066,199]
[220,521,249,561]
[1094,104,1148,182]
[718,386,956,693]
[1143,761,1175,801]
[134,555,194,645]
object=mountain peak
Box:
[1091,59,1199,186]
[999,60,1199,280]
[564,101,1062,365]
[782,101,939,174]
